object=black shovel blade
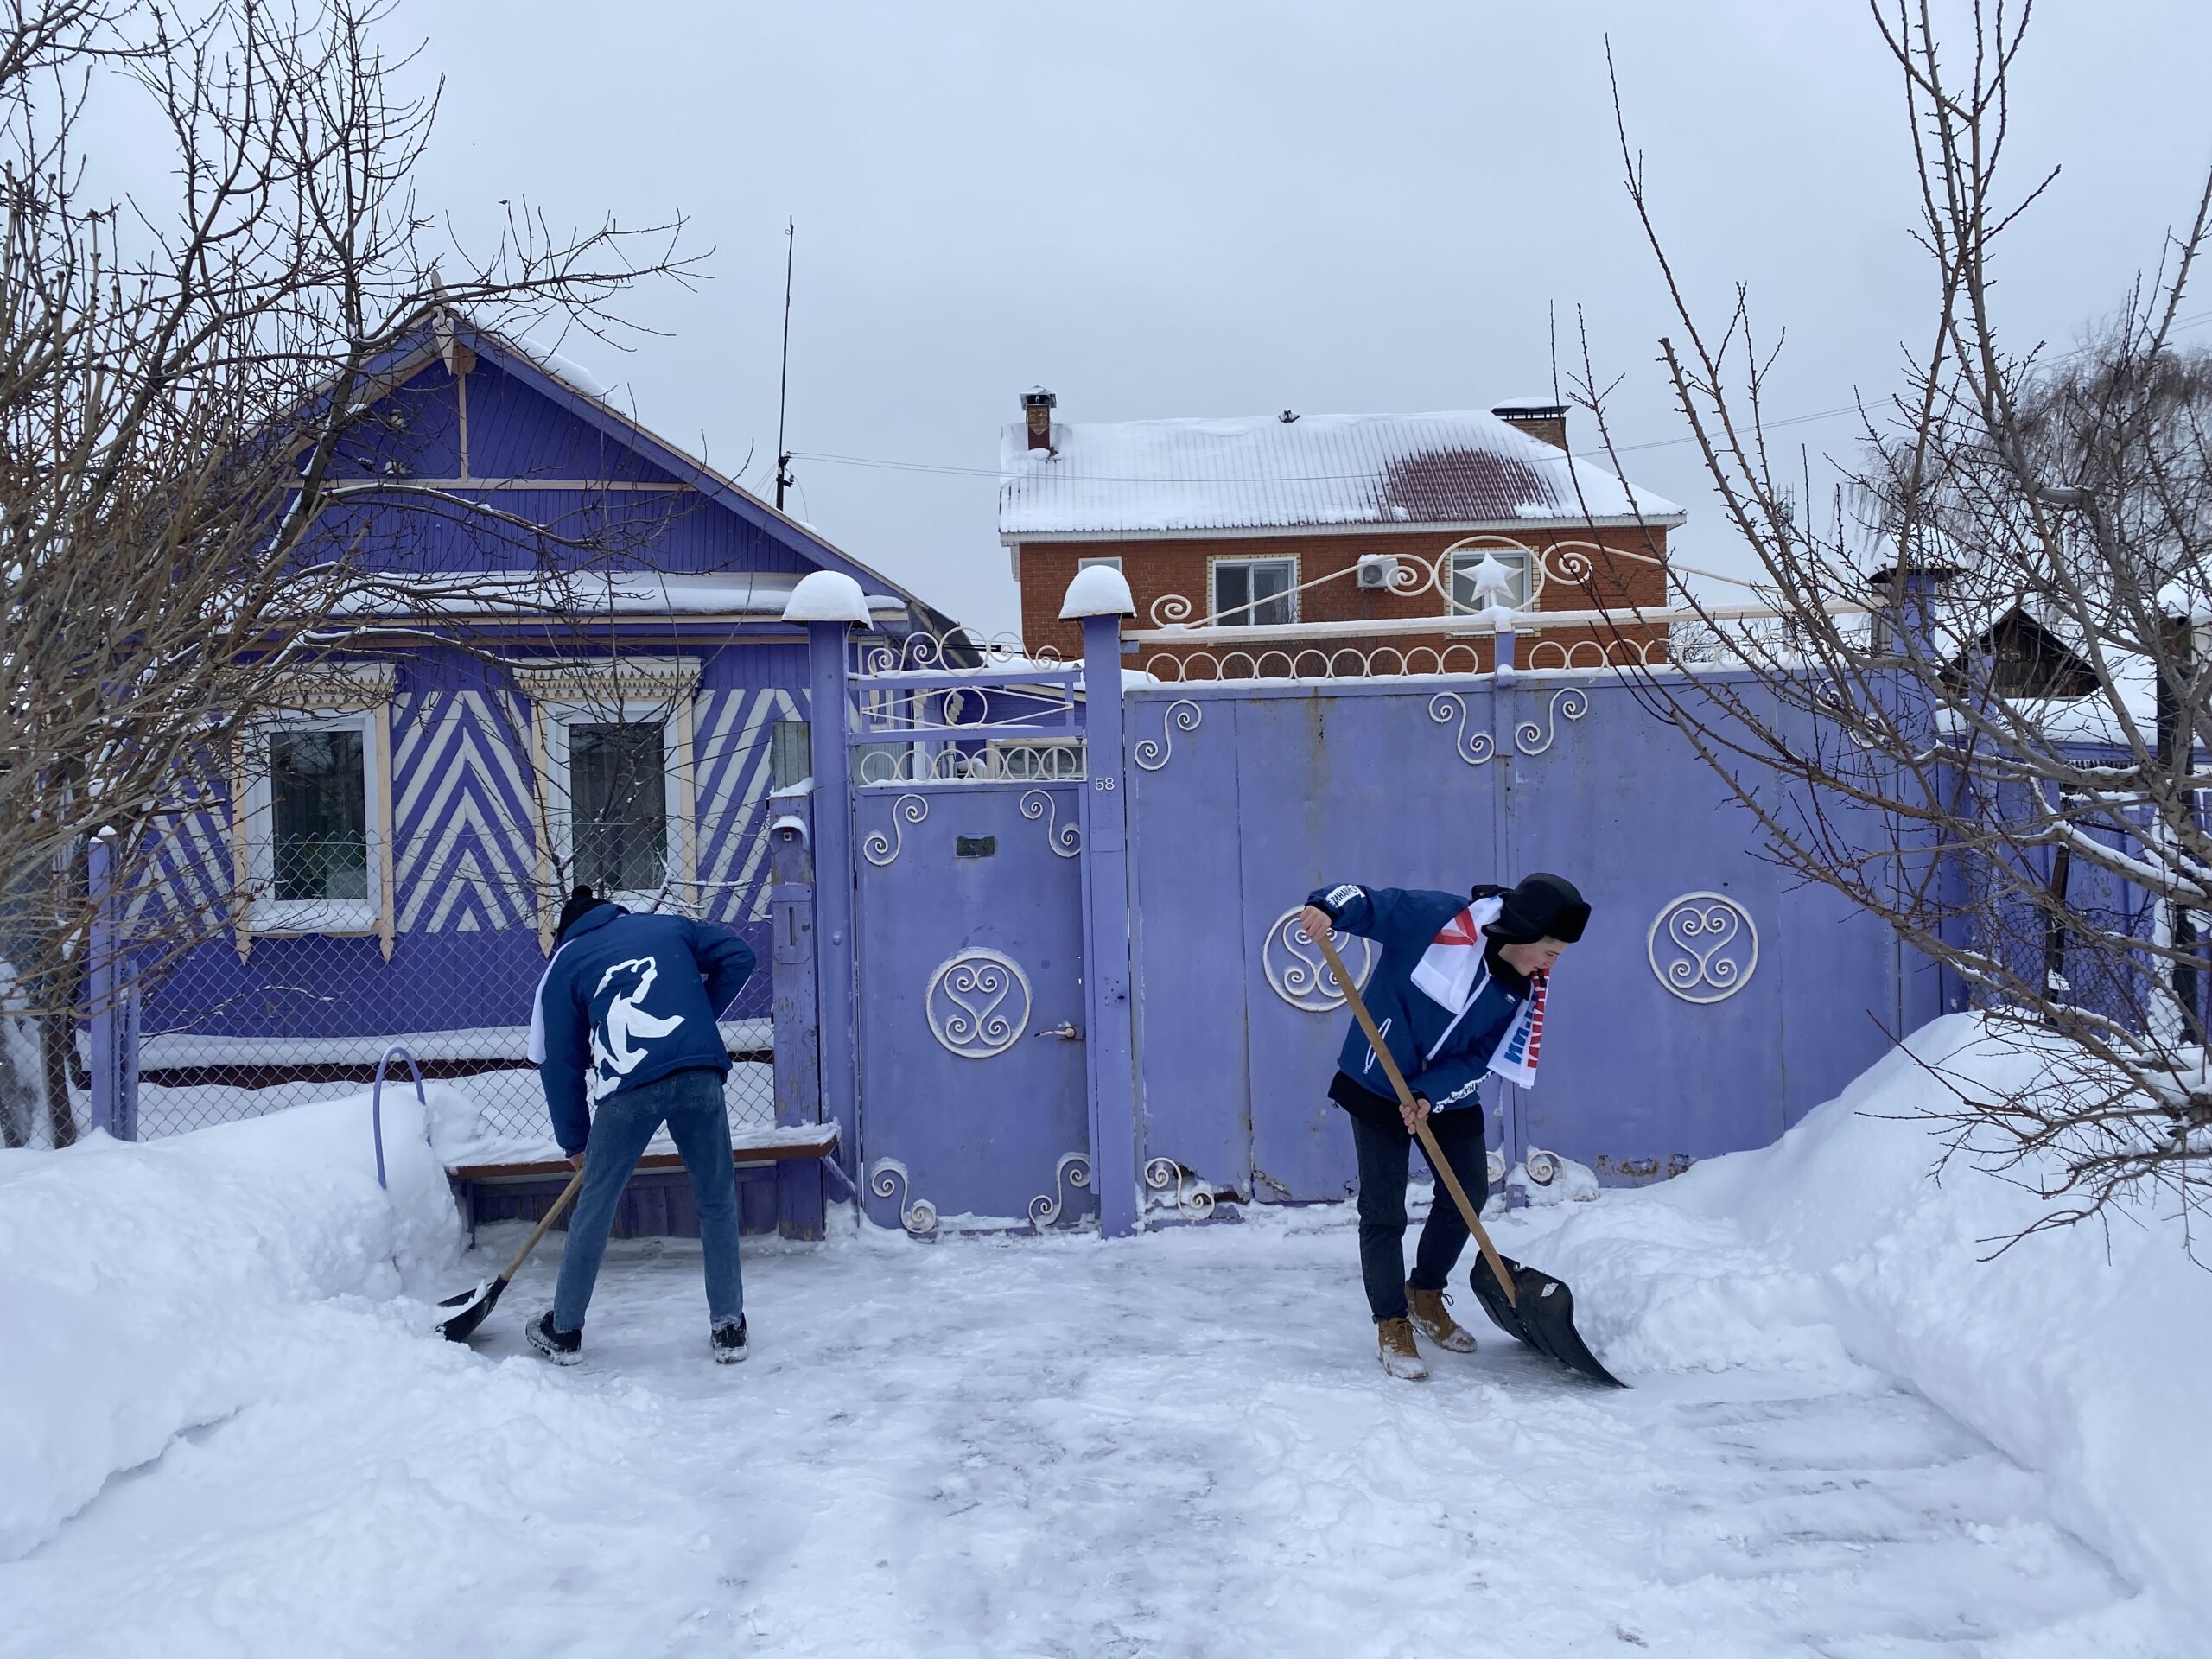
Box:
[434,1276,505,1343]
[1468,1253,1626,1389]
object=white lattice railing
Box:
[1124,599,1871,681]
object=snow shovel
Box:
[1313,930,1624,1388]
[435,1164,586,1343]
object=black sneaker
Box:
[526,1309,582,1365]
[710,1315,749,1365]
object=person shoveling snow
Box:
[523,886,757,1367]
[1301,873,1588,1381]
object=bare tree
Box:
[0,0,696,1145]
[1566,1,2212,1235]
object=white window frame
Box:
[237,707,391,943]
[1077,555,1124,572]
[1210,555,1298,626]
[1446,546,1535,613]
[538,696,693,915]
[516,660,699,944]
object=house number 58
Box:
[1092,776,1117,791]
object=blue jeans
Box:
[552,1067,744,1332]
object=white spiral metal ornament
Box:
[1147,590,1198,628]
[861,792,929,866]
[1537,541,1599,595]
[1028,1151,1093,1231]
[1523,1147,1561,1187]
[925,948,1033,1058]
[861,627,1062,675]
[1514,687,1589,757]
[1145,1157,1216,1221]
[1262,908,1376,1011]
[1816,678,1882,752]
[1019,790,1081,857]
[868,1158,939,1236]
[1487,1148,1508,1187]
[1648,891,1760,1004]
[1133,699,1202,771]
[1427,692,1497,767]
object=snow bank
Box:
[1540,1014,2212,1624]
[0,1091,461,1560]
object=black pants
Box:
[1348,1105,1491,1324]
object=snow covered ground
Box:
[3,1018,2206,1656]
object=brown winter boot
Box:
[1407,1284,1478,1354]
[1377,1317,1428,1381]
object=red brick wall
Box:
[1013,524,1670,665]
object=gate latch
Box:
[1034,1022,1084,1042]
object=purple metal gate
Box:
[1123,671,1916,1204]
[804,628,1103,1235]
[849,778,1093,1232]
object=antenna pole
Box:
[775,219,795,512]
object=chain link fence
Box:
[124,876,777,1160]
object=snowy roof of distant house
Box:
[997,409,1685,541]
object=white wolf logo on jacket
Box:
[588,956,686,1103]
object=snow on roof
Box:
[511,333,610,399]
[336,571,906,619]
[998,409,1684,540]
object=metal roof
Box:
[998,408,1683,539]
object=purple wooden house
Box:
[130,321,942,1167]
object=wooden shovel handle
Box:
[1313,925,1519,1309]
[498,1163,588,1285]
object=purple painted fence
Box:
[1122,673,1923,1208]
[814,619,1935,1234]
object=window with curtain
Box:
[268,728,369,902]
[569,721,668,895]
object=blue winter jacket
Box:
[1307,882,1533,1114]
[530,904,757,1155]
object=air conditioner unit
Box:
[1356,555,1399,590]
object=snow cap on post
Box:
[781,570,870,625]
[2156,581,2212,626]
[1060,563,1135,620]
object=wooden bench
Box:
[448,1122,843,1243]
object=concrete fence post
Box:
[85,830,138,1141]
[784,573,868,1186]
[768,788,826,1237]
[1884,561,1967,1017]
[1068,569,1141,1236]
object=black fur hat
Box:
[1484,872,1590,945]
[556,885,609,942]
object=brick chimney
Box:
[1021,385,1058,452]
[1492,399,1568,451]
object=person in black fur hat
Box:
[1299,871,1589,1380]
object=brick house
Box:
[999,392,1686,671]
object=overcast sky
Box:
[412,1,2212,634]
